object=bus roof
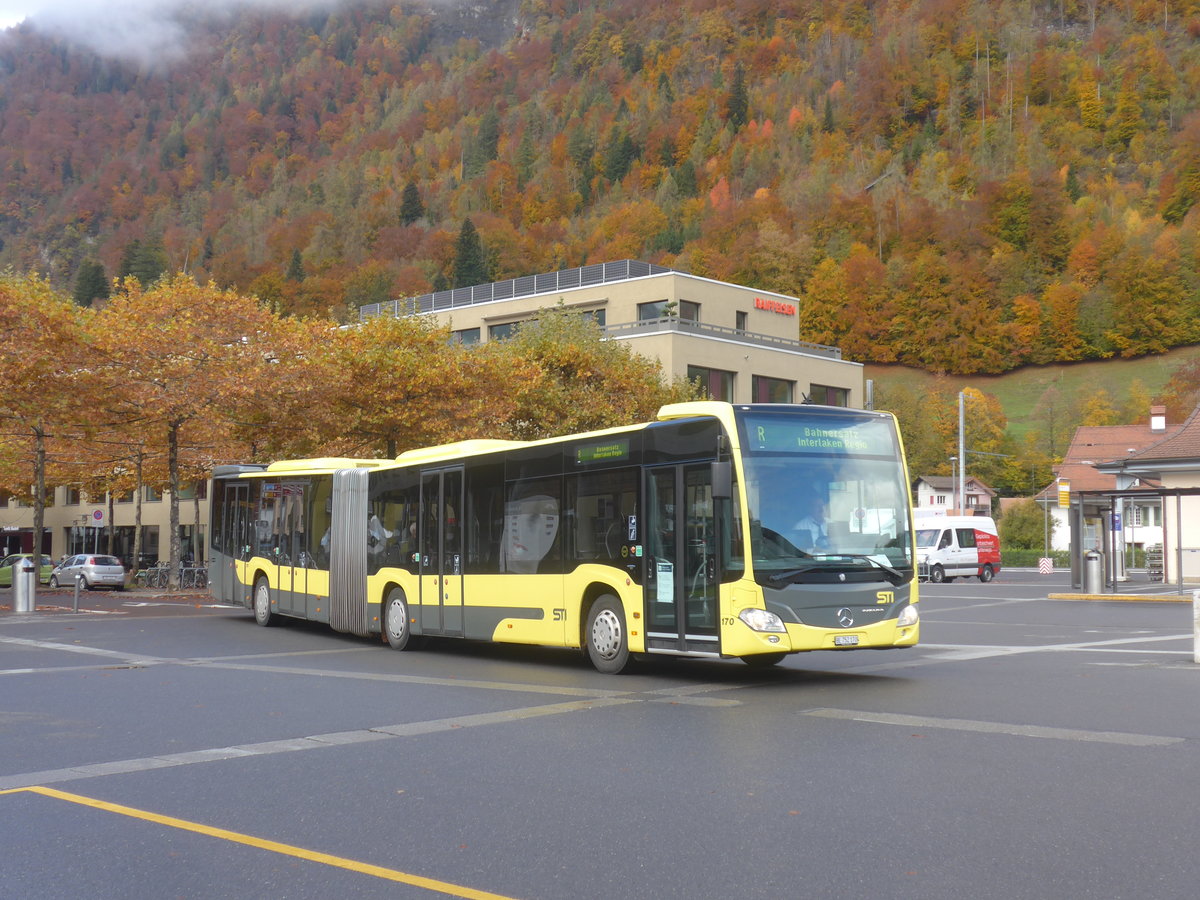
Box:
[395,439,527,465]
[261,457,388,475]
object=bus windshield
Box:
[735,408,913,584]
[915,529,941,549]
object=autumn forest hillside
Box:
[2,0,1200,378]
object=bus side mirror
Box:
[711,461,731,500]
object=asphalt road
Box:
[1,572,1197,899]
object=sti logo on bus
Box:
[876,591,895,604]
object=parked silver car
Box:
[50,554,126,591]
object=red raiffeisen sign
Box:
[755,297,796,316]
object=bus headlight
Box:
[739,608,787,633]
[897,605,919,627]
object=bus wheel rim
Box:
[387,598,406,641]
[591,608,622,660]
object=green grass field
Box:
[865,345,1199,441]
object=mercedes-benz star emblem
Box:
[836,608,854,628]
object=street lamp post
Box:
[949,456,958,514]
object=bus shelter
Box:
[1072,486,1200,593]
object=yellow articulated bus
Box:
[209,401,918,673]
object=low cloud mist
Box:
[8,1,423,67]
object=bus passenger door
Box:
[419,468,465,637]
[644,464,719,654]
[221,481,252,606]
[279,482,307,616]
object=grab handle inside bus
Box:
[711,461,731,500]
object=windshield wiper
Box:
[766,555,906,588]
[835,554,907,585]
[766,562,835,587]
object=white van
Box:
[915,515,1001,583]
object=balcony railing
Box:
[359,260,674,320]
[604,316,842,359]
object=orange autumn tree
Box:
[501,304,703,441]
[0,272,89,578]
[90,274,295,588]
[292,313,533,459]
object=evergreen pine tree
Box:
[286,249,305,282]
[117,239,169,285]
[72,259,110,307]
[399,180,424,225]
[452,219,490,288]
[516,132,537,191]
[726,62,749,131]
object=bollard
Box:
[12,559,37,613]
[1194,590,1200,665]
[1083,550,1104,594]
[74,573,82,614]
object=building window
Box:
[735,311,748,332]
[809,384,849,407]
[687,366,735,401]
[752,375,793,403]
[638,299,699,321]
[583,309,606,327]
[66,488,82,505]
[177,480,208,501]
[935,495,946,505]
[452,328,481,345]
[115,490,134,504]
[488,322,521,341]
[0,491,8,507]
[144,485,162,502]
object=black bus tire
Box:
[586,594,630,674]
[253,576,275,627]
[741,652,787,668]
[384,587,414,651]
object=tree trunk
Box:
[168,421,181,589]
[31,424,45,595]
[133,451,143,573]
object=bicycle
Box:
[180,566,208,589]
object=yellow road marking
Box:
[3,786,518,900]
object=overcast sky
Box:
[0,1,391,65]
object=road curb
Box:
[1047,592,1191,603]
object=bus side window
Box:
[956,528,976,548]
[938,530,952,550]
[501,477,562,574]
[465,463,504,575]
[569,468,638,565]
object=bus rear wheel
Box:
[979,564,995,583]
[253,576,274,627]
[586,595,630,674]
[384,588,414,650]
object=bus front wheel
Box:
[384,588,414,651]
[741,652,786,668]
[253,577,274,627]
[586,595,630,674]
[929,565,946,584]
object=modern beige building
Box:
[1,483,208,570]
[360,260,864,407]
